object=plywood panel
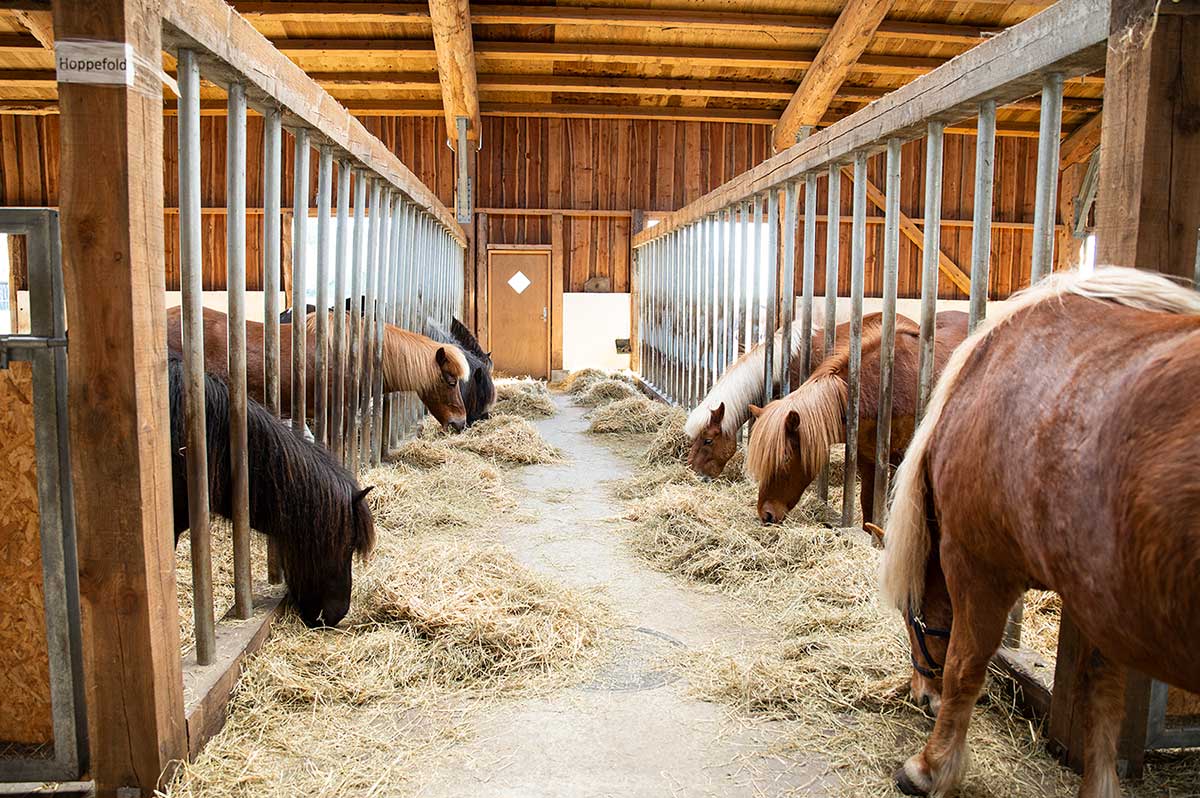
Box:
[0,362,53,746]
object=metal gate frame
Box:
[0,208,88,783]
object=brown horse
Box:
[746,311,968,525]
[687,324,830,478]
[165,307,469,431]
[880,268,1200,798]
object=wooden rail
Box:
[633,0,1108,247]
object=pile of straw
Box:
[555,367,607,394]
[642,406,689,465]
[575,378,640,407]
[1021,589,1062,665]
[167,414,610,798]
[492,377,557,419]
[586,395,672,434]
[419,413,562,466]
[176,519,269,656]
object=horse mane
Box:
[382,324,469,390]
[166,354,375,587]
[881,266,1200,614]
[685,324,806,439]
[424,316,495,422]
[746,374,847,483]
[451,317,489,362]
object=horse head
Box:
[687,403,737,478]
[422,346,468,432]
[745,376,846,524]
[289,485,376,628]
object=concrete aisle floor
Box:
[415,395,830,798]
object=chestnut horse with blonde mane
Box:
[880,267,1200,798]
[165,307,469,431]
[746,311,968,526]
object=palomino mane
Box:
[685,325,806,439]
[881,266,1200,615]
[382,324,469,390]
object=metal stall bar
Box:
[1030,73,1064,285]
[872,138,903,527]
[841,151,868,529]
[968,99,997,333]
[916,121,945,425]
[779,180,798,396]
[342,171,367,462]
[682,223,693,406]
[700,216,712,398]
[385,199,406,449]
[366,190,391,466]
[799,172,818,382]
[762,191,780,406]
[648,236,659,391]
[748,196,762,383]
[262,108,282,420]
[817,163,841,503]
[690,221,700,405]
[374,192,400,462]
[330,163,353,459]
[360,178,384,469]
[347,177,377,473]
[741,201,753,359]
[177,48,214,665]
[290,129,310,438]
[314,147,334,447]
[225,80,253,621]
[669,228,680,404]
[722,207,736,376]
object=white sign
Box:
[507,271,532,295]
[55,40,134,86]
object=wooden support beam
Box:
[1094,0,1200,282]
[51,0,187,793]
[841,165,972,293]
[11,8,52,48]
[1059,110,1102,168]
[428,0,480,146]
[773,0,894,151]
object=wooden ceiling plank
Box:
[773,0,894,151]
[428,0,480,145]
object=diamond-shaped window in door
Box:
[507,270,532,294]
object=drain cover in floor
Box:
[581,626,684,693]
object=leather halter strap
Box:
[907,608,951,679]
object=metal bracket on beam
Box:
[0,333,68,369]
[1073,147,1100,238]
[455,115,473,224]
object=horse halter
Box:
[906,608,951,679]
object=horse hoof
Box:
[894,764,931,796]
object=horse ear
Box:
[435,346,449,367]
[864,522,885,548]
[784,410,801,436]
[748,404,763,419]
[709,402,725,426]
[354,486,374,503]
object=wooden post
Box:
[51,0,188,793]
[1094,0,1200,279]
[475,210,489,348]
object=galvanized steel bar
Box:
[817,164,842,503]
[1030,73,1064,285]
[225,81,253,621]
[262,109,282,420]
[345,173,368,466]
[916,121,945,425]
[762,191,779,406]
[968,99,997,333]
[368,190,392,465]
[741,201,753,356]
[290,129,310,438]
[329,160,352,455]
[872,138,903,527]
[722,207,735,373]
[177,49,215,665]
[800,172,818,384]
[841,151,868,529]
[314,147,334,446]
[352,178,381,472]
[749,197,763,365]
[779,180,798,397]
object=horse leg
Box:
[859,458,875,527]
[895,539,1024,796]
[1076,649,1126,798]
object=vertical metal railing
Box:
[170,44,466,667]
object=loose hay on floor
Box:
[492,377,557,419]
[642,406,689,465]
[419,412,562,465]
[555,367,607,394]
[176,519,269,656]
[575,378,640,407]
[587,395,671,434]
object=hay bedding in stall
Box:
[417,412,562,465]
[176,519,269,655]
[166,418,609,798]
[491,377,557,419]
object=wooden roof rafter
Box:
[428,0,480,148]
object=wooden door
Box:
[488,248,551,378]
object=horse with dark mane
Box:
[167,353,376,627]
[165,306,468,431]
[746,311,968,525]
[427,316,495,425]
[880,267,1200,798]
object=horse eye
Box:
[703,439,713,446]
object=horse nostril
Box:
[761,510,775,524]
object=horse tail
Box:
[881,266,1200,612]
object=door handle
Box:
[542,307,548,323]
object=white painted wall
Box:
[164,291,289,323]
[563,292,630,371]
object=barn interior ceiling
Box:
[0,0,1102,143]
